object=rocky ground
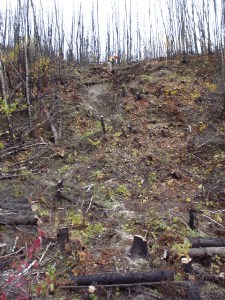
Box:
[0,54,224,299]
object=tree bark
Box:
[189,238,225,248]
[0,54,15,139]
[188,247,225,257]
[192,267,225,287]
[70,270,174,286]
[130,235,148,258]
[40,99,59,144]
[0,214,37,225]
[24,40,32,129]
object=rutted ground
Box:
[0,55,224,299]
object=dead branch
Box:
[0,173,30,180]
[0,142,47,158]
[40,99,59,144]
[201,214,225,230]
[0,247,25,259]
[39,242,52,263]
[8,82,23,101]
[9,147,49,167]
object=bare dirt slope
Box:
[0,55,225,299]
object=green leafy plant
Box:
[58,164,72,175]
[147,216,167,233]
[139,74,153,82]
[37,264,56,296]
[116,185,130,197]
[91,170,104,180]
[191,92,201,102]
[148,172,157,183]
[67,212,105,239]
[88,138,101,148]
[206,82,218,92]
[0,97,18,115]
[70,219,105,243]
[67,212,84,225]
[89,294,99,300]
[171,238,191,258]
[164,89,176,96]
[104,187,116,207]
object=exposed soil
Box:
[0,54,224,299]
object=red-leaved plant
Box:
[0,228,45,299]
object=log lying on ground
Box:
[188,238,225,248]
[192,268,225,287]
[70,270,174,286]
[0,203,32,210]
[188,247,225,257]
[0,214,37,225]
[164,247,225,259]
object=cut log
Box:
[70,270,174,286]
[0,203,32,210]
[188,238,225,248]
[0,214,37,225]
[188,247,225,257]
[130,235,148,258]
[164,246,225,259]
[192,267,225,287]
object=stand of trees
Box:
[0,0,224,140]
[0,0,224,63]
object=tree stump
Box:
[130,235,148,259]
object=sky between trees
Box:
[0,0,224,62]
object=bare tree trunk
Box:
[40,98,59,144]
[0,52,15,139]
[222,0,225,111]
[24,0,32,129]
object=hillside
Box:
[0,54,225,299]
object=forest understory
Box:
[0,54,225,299]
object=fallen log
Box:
[0,214,37,225]
[70,270,174,286]
[188,238,225,248]
[192,268,225,287]
[188,247,225,257]
[0,142,46,158]
[164,247,225,259]
[0,203,32,210]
